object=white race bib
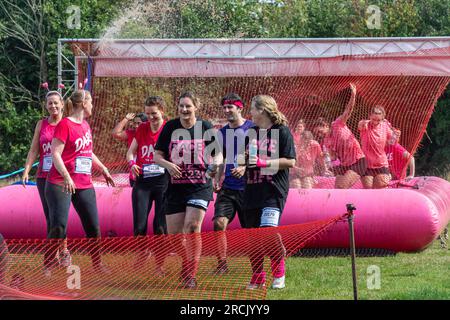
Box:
[75,157,92,175]
[42,155,53,172]
[142,164,165,178]
[260,207,281,227]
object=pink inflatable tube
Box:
[0,176,449,252]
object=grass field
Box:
[268,236,450,300]
[3,232,448,300]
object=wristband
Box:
[128,160,136,168]
[256,158,268,168]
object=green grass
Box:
[267,238,450,300]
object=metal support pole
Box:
[57,40,62,94]
[346,203,358,301]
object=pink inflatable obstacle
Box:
[0,176,448,252]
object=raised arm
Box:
[112,113,135,141]
[339,83,357,124]
[22,120,42,187]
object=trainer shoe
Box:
[214,260,229,275]
[58,249,72,268]
[271,275,285,289]
[155,266,167,278]
[182,276,197,289]
[43,267,52,278]
[246,272,266,290]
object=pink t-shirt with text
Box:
[47,118,94,189]
[37,118,57,179]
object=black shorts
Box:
[165,191,210,215]
[364,166,390,177]
[213,188,245,227]
[333,157,367,177]
[244,197,286,229]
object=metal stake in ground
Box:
[346,203,358,301]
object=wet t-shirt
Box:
[244,124,296,210]
[47,118,93,189]
[155,118,219,200]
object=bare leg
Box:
[300,177,315,189]
[183,207,206,279]
[166,212,188,278]
[213,217,230,269]
[361,175,374,189]
[373,174,390,189]
[336,170,361,189]
[290,178,301,189]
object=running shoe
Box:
[214,260,229,275]
[43,267,52,278]
[58,249,72,267]
[246,272,266,290]
[182,276,197,289]
[271,275,285,289]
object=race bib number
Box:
[42,155,53,172]
[260,207,281,227]
[142,164,165,178]
[75,157,92,175]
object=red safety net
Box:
[68,41,450,188]
[0,214,343,300]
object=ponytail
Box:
[251,95,288,126]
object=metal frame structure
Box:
[57,37,450,96]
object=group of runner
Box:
[22,87,296,290]
[21,82,415,290]
[290,83,415,189]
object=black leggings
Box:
[132,179,167,236]
[36,178,50,234]
[44,182,101,267]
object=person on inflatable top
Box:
[312,83,366,189]
[358,105,399,188]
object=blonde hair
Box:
[251,95,288,126]
[65,90,91,115]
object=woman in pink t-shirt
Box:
[126,96,168,273]
[358,106,398,188]
[112,112,148,187]
[44,90,115,275]
[291,130,324,189]
[312,83,367,189]
[22,91,64,242]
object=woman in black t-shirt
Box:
[154,91,221,289]
[244,95,296,290]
